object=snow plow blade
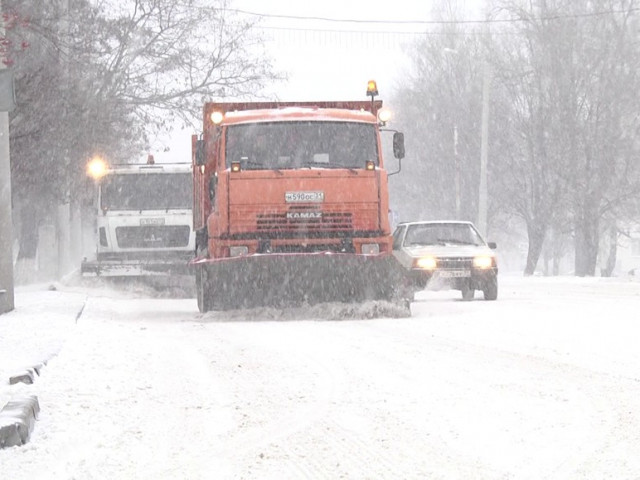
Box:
[195,253,409,312]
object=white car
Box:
[392,220,498,301]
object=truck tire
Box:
[196,266,214,313]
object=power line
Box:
[226,7,640,25]
[253,25,513,36]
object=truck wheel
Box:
[196,266,213,313]
[482,277,498,301]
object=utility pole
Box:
[443,48,462,219]
[478,60,490,237]
[477,17,492,237]
[0,6,15,314]
[454,124,460,218]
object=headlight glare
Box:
[416,256,437,270]
[473,255,494,269]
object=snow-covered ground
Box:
[1,274,640,479]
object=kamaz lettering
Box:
[287,212,322,220]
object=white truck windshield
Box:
[100,173,192,211]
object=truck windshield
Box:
[225,121,378,170]
[100,172,192,211]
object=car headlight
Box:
[473,255,494,269]
[229,246,249,257]
[415,256,437,270]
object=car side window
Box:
[392,226,405,250]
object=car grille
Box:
[437,257,473,269]
[115,226,191,249]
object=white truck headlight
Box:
[361,243,380,255]
[229,246,249,257]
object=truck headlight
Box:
[362,243,380,255]
[473,255,494,269]
[415,256,437,270]
[229,246,249,257]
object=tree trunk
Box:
[17,203,39,260]
[524,222,546,276]
[600,225,617,277]
[574,213,599,276]
[57,203,72,279]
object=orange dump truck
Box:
[191,82,406,311]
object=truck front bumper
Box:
[81,255,192,277]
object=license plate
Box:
[439,270,471,278]
[285,191,324,203]
[140,218,165,226]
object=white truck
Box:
[81,159,195,277]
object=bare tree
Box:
[5,0,278,276]
[494,0,640,276]
[391,2,485,224]
[394,0,640,276]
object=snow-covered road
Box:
[2,275,640,479]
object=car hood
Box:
[404,244,495,258]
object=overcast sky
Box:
[232,0,432,100]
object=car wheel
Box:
[461,282,474,301]
[482,277,498,301]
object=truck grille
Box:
[115,226,191,249]
[257,210,353,233]
[437,257,474,269]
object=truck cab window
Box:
[225,121,378,171]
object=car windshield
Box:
[100,172,192,211]
[403,223,484,247]
[225,121,378,170]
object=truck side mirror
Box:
[195,140,205,166]
[208,175,217,205]
[393,132,405,160]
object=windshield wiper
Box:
[241,160,283,175]
[436,238,474,245]
[300,161,358,174]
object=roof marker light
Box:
[366,80,378,97]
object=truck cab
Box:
[82,158,195,277]
[191,82,407,311]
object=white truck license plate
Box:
[140,218,165,226]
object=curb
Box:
[0,395,40,448]
[0,296,86,449]
[1,363,46,449]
